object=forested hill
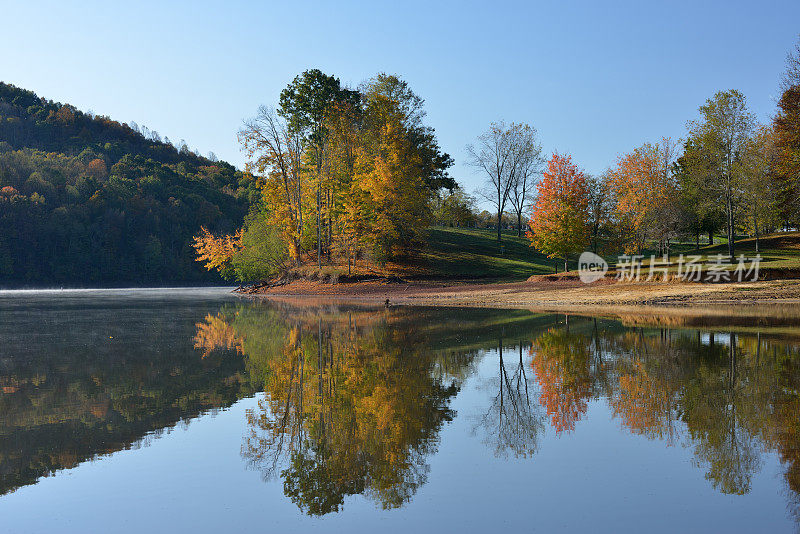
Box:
[0,82,257,287]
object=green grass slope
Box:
[419,227,557,280]
[418,228,800,282]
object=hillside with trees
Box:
[0,82,256,287]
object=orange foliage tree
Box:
[527,153,590,272]
[607,139,678,254]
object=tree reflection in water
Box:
[197,305,471,515]
[476,340,544,458]
[195,306,800,520]
[524,315,800,509]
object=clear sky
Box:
[2,0,798,199]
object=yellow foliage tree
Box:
[192,226,243,279]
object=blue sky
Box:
[2,0,798,199]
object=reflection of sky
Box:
[700,332,734,346]
[0,339,793,534]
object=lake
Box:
[1,288,799,533]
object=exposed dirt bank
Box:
[238,276,800,311]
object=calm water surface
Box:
[1,288,800,532]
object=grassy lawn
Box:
[418,228,800,281]
[699,232,800,271]
[606,232,800,278]
[418,226,557,279]
[294,228,800,282]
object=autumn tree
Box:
[774,37,800,225]
[279,69,359,268]
[342,74,452,262]
[360,74,454,192]
[86,158,108,180]
[527,153,591,272]
[607,139,679,255]
[192,227,243,280]
[238,106,306,262]
[350,88,433,260]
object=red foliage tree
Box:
[527,153,590,272]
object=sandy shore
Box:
[241,276,800,312]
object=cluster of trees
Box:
[474,38,800,269]
[0,82,257,286]
[526,83,791,268]
[195,70,454,281]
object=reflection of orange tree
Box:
[528,323,793,497]
[193,313,244,358]
[197,306,467,515]
[530,326,597,434]
[606,330,683,444]
[612,361,676,440]
[604,330,763,495]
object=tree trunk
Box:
[754,215,760,254]
[564,257,568,273]
[317,186,322,269]
[709,231,713,245]
[726,187,735,261]
[728,215,735,261]
[316,144,324,270]
[497,211,502,242]
[516,211,522,237]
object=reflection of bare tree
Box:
[477,339,544,458]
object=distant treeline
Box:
[0,82,258,286]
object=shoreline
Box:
[238,277,800,311]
